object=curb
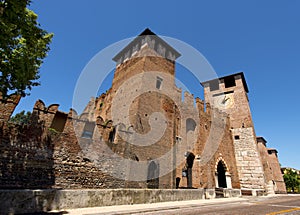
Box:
[65,197,249,215]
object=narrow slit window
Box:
[156,76,163,90]
[108,126,116,143]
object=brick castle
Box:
[0,29,286,195]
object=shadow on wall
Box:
[0,110,56,189]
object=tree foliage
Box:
[0,0,53,99]
[9,110,31,124]
[283,169,300,193]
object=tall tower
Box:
[202,73,265,190]
[105,29,182,188]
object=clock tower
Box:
[202,72,266,190]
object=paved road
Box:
[133,195,300,215]
[65,195,300,215]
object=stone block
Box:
[205,189,216,199]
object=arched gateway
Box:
[215,158,232,188]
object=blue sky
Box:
[15,0,300,169]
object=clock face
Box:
[215,93,234,109]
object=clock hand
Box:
[222,96,227,104]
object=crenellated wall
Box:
[0,30,284,194]
[0,99,129,189]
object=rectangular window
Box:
[234,135,240,140]
[156,76,163,89]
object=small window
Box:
[224,76,236,88]
[156,76,163,89]
[209,80,219,91]
[234,135,240,140]
[81,121,95,138]
[175,136,182,141]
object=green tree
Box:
[0,0,53,99]
[283,169,300,193]
[9,110,31,124]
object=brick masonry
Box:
[0,30,286,195]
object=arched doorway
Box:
[186,152,195,188]
[217,161,227,188]
[147,161,159,189]
[185,118,196,189]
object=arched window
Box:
[147,161,159,189]
[186,118,196,133]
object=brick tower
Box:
[202,73,266,190]
[105,29,182,188]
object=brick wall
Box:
[0,120,54,188]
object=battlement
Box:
[202,72,249,94]
[0,94,21,122]
[113,28,180,67]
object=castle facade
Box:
[0,29,286,194]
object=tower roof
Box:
[112,28,181,64]
[257,136,267,144]
[267,148,278,154]
[257,136,267,147]
[139,28,156,36]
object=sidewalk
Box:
[55,197,249,215]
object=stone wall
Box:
[0,189,206,214]
[232,128,265,189]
